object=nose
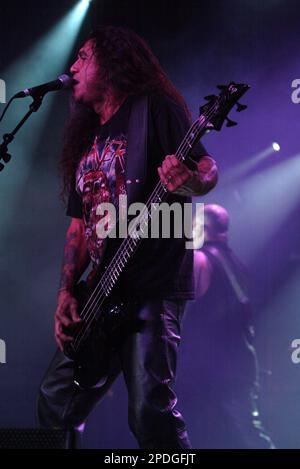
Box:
[70,58,79,75]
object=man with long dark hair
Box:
[37,26,218,448]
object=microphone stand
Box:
[0,94,45,171]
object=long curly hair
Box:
[59,26,190,201]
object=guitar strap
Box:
[125,95,149,206]
[203,245,249,304]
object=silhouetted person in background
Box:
[192,204,274,448]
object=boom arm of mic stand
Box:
[0,94,44,172]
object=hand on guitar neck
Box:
[158,154,218,196]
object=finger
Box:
[69,301,81,323]
[54,324,64,351]
[55,321,63,341]
[172,165,192,182]
[158,166,179,192]
[169,155,180,168]
[158,167,168,185]
[166,179,179,191]
[162,157,173,173]
[163,157,185,181]
[55,320,60,336]
[55,312,72,327]
[56,304,72,321]
[164,155,180,171]
[175,171,191,185]
[57,331,74,343]
[55,335,63,352]
[55,320,73,340]
[161,165,175,184]
[167,172,191,192]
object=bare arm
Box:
[55,217,90,351]
[194,250,213,298]
[58,217,90,293]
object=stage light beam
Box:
[222,142,282,186]
[0,0,91,236]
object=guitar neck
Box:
[72,82,249,352]
[99,113,211,296]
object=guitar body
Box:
[64,281,128,389]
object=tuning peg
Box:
[204,94,215,101]
[236,102,247,112]
[217,84,227,90]
[226,118,237,127]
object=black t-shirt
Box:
[67,93,208,300]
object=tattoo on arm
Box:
[59,230,80,292]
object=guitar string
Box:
[72,98,221,350]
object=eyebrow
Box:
[78,50,89,59]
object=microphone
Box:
[14,74,75,99]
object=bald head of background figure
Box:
[204,204,229,243]
[193,203,229,251]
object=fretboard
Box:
[99,112,211,296]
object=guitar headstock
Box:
[199,82,250,131]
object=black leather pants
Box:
[37,299,190,449]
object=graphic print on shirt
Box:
[76,134,127,267]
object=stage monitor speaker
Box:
[0,428,76,449]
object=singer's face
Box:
[70,39,101,105]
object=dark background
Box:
[1,0,300,448]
